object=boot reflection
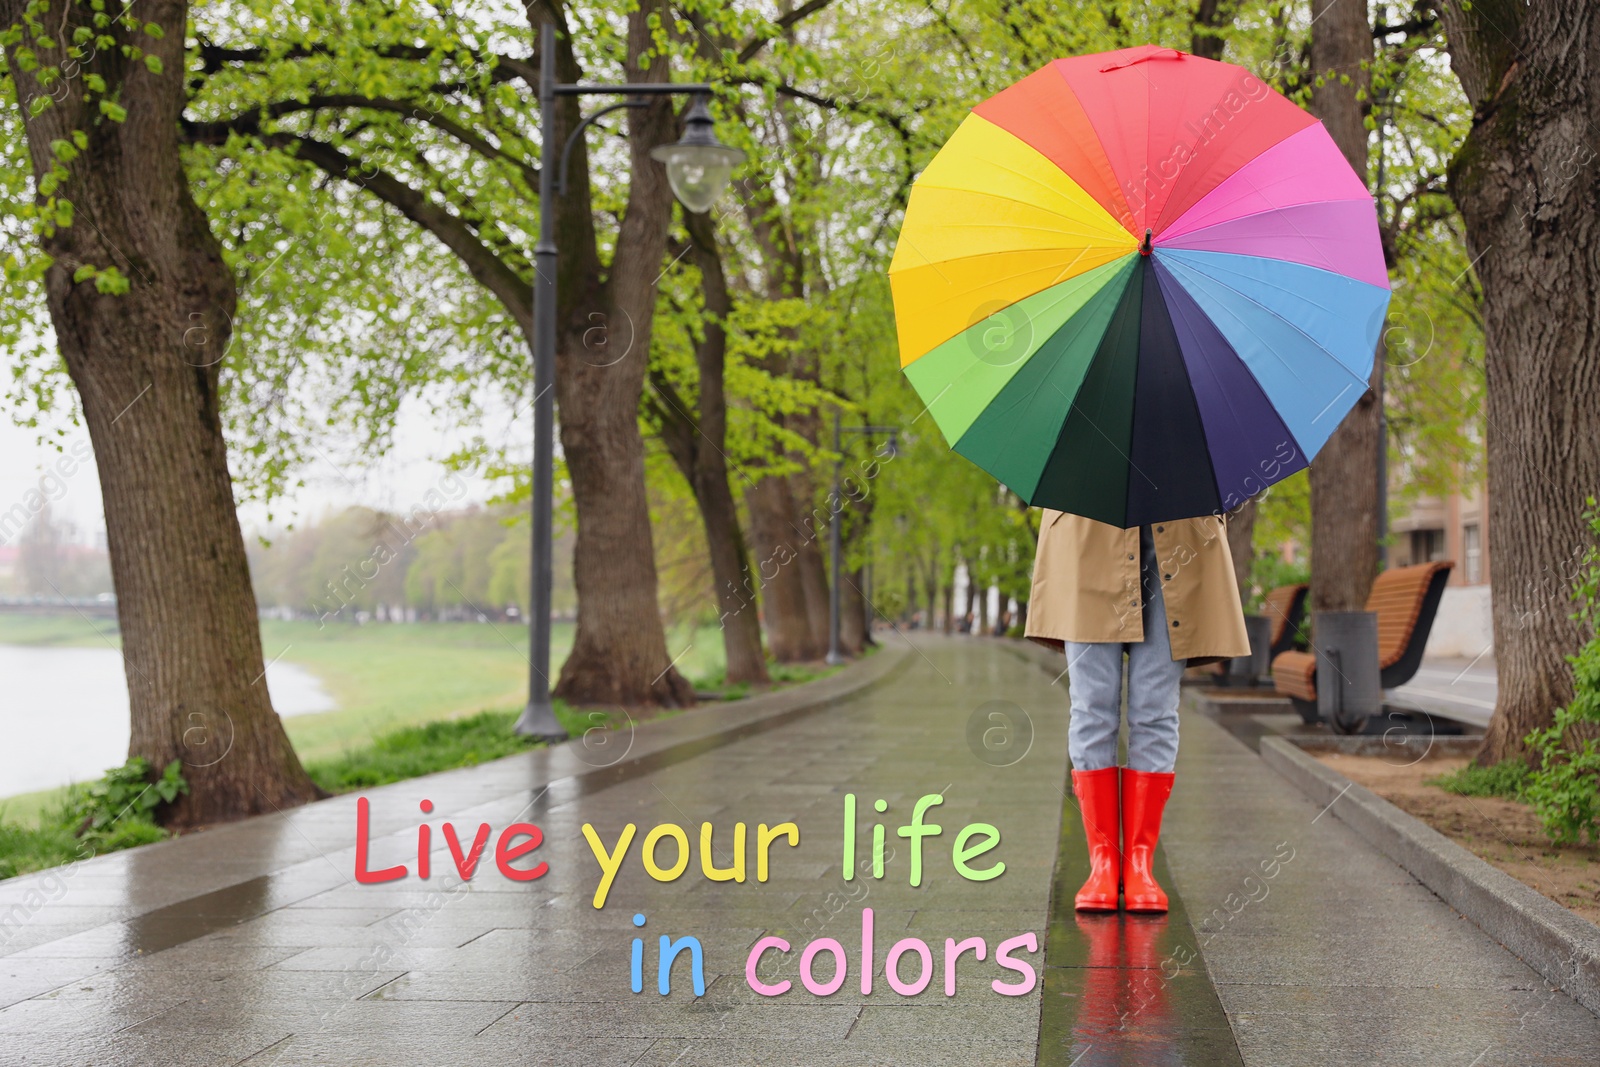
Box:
[1070,913,1184,1064]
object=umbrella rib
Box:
[931,287,1083,420]
[1151,260,1309,491]
[951,272,1128,496]
[1049,379,1159,491]
[1161,201,1378,278]
[917,165,1133,242]
[902,234,1132,271]
[1159,253,1376,392]
[1163,191,1372,242]
[899,250,1126,303]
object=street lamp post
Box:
[514,23,744,739]
[825,410,898,666]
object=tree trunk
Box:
[942,580,954,634]
[3,0,318,827]
[550,4,693,708]
[840,565,866,654]
[1306,0,1384,613]
[791,468,834,652]
[1190,0,1233,61]
[745,476,826,661]
[1440,0,1600,763]
[648,211,769,685]
[861,568,877,647]
[1226,498,1260,602]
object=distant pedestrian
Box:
[1026,511,1248,913]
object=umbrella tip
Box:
[1140,228,1153,256]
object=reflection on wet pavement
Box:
[1038,778,1242,1067]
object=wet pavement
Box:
[1,636,1597,1065]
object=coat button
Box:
[1162,573,1172,581]
[1155,525,1165,532]
[1171,619,1180,627]
[1127,553,1135,560]
[1129,600,1138,608]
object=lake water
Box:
[0,645,336,799]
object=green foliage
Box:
[1245,552,1311,616]
[1521,497,1600,845]
[248,504,574,621]
[0,757,186,880]
[2,1,1496,659]
[65,757,187,848]
[1427,759,1531,801]
[1368,3,1485,508]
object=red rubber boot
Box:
[1071,767,1121,912]
[1121,769,1175,913]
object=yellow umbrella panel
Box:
[888,112,1138,368]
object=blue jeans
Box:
[1065,576,1185,774]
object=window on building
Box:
[1464,524,1482,584]
[1410,529,1446,564]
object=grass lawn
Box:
[0,614,123,648]
[266,618,730,764]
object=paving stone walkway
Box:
[1,636,1598,1065]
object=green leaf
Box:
[93,266,129,294]
[143,54,162,75]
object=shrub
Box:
[65,757,187,850]
[2,758,189,881]
[1522,497,1600,845]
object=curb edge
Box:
[1260,734,1600,1018]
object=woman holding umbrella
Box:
[1026,512,1246,912]
[889,46,1390,913]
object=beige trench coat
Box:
[1025,510,1250,666]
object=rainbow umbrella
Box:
[891,45,1390,525]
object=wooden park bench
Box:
[1271,561,1454,727]
[1209,582,1308,684]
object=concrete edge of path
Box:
[1260,734,1600,1018]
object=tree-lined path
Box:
[1,638,1595,1064]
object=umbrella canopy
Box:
[890,45,1391,526]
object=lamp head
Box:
[651,94,745,214]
